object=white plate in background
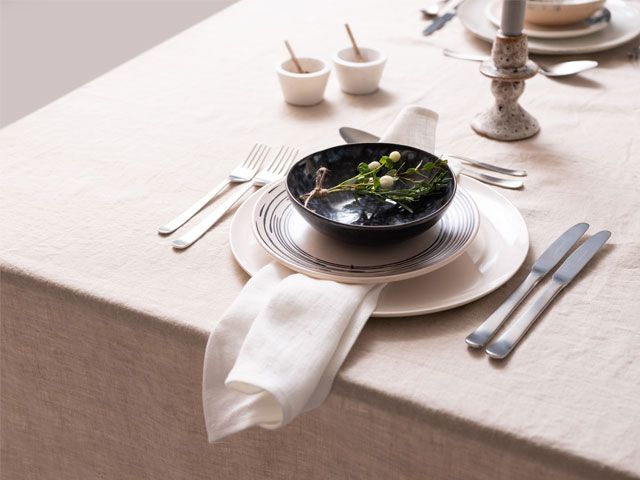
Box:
[460,0,640,54]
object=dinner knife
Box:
[423,0,466,36]
[485,230,611,359]
[465,222,589,348]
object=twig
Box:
[303,167,329,208]
[344,24,365,62]
[284,40,307,73]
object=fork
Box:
[172,145,299,249]
[158,143,270,235]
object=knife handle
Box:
[485,281,564,359]
[422,12,455,35]
[465,272,541,348]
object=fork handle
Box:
[158,179,231,234]
[171,182,255,249]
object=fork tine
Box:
[241,143,260,168]
[244,144,262,169]
[253,145,271,170]
[266,145,287,173]
[272,145,293,174]
[267,145,286,172]
[283,148,299,173]
[248,144,268,170]
[276,147,298,175]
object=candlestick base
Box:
[471,33,540,142]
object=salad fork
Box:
[158,143,270,235]
[172,146,299,249]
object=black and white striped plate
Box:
[251,180,480,284]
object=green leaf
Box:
[358,162,370,173]
[373,177,381,190]
[405,168,416,175]
[379,156,394,169]
[422,162,435,171]
[386,169,397,177]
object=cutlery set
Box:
[159,144,299,249]
[339,127,526,189]
[467,223,610,359]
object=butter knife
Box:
[465,222,589,348]
[486,230,611,359]
[423,0,466,36]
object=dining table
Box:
[1,0,639,478]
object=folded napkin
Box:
[203,105,439,441]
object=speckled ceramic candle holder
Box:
[471,33,540,141]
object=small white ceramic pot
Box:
[332,47,386,95]
[276,57,331,106]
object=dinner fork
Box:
[158,143,270,235]
[172,145,299,249]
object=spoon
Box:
[443,49,598,77]
[420,0,449,19]
[420,4,441,19]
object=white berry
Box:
[379,175,395,189]
[368,161,381,170]
[389,151,401,162]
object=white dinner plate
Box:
[229,176,529,317]
[486,2,611,39]
[251,181,479,284]
[459,0,640,55]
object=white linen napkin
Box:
[203,105,439,442]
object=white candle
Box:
[500,0,526,36]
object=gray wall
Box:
[0,0,237,127]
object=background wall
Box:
[0,0,237,127]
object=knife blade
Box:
[465,223,590,348]
[423,0,466,36]
[485,230,611,359]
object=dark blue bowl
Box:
[286,143,456,245]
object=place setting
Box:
[135,1,619,446]
[190,102,610,441]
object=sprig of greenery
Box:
[301,153,451,214]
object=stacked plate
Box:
[459,0,640,54]
[229,176,529,318]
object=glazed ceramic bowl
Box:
[286,143,456,245]
[276,57,331,106]
[525,0,605,26]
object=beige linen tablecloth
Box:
[1,0,639,478]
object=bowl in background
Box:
[525,0,606,26]
[286,143,456,245]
